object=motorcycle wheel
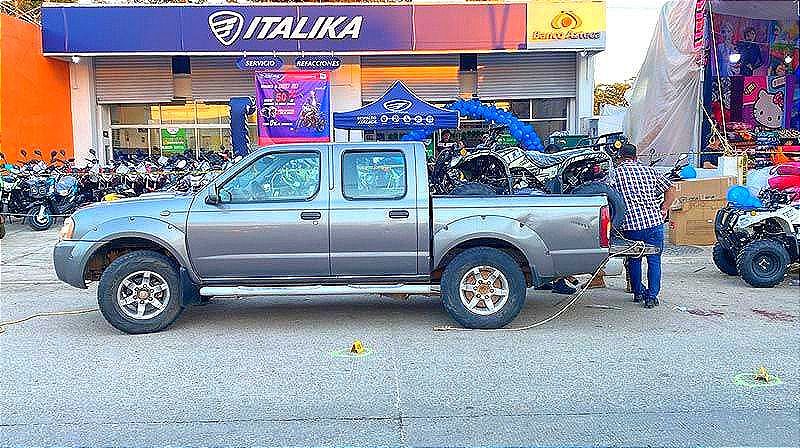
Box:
[27,205,54,231]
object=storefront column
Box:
[68,57,99,165]
[575,51,596,135]
[330,56,362,142]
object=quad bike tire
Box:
[712,243,738,276]
[27,205,54,231]
[441,247,527,329]
[570,181,627,230]
[451,182,498,196]
[736,239,790,288]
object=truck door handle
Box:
[300,211,322,221]
[389,210,409,219]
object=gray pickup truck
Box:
[54,142,611,334]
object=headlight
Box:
[59,217,75,241]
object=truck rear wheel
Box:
[97,250,185,334]
[441,247,526,329]
[736,240,790,288]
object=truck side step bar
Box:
[199,284,440,297]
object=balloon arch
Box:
[401,98,545,152]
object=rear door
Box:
[186,146,330,280]
[329,146,419,277]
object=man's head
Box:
[441,130,452,142]
[744,27,756,42]
[619,143,638,160]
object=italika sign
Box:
[209,11,363,46]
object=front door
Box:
[186,147,329,280]
[329,146,419,277]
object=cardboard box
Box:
[672,176,736,207]
[668,199,727,246]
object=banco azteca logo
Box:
[550,10,582,30]
[209,11,244,46]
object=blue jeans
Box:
[624,225,665,300]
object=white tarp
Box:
[624,0,702,166]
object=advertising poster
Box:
[255,71,331,145]
[161,128,189,153]
[712,14,771,77]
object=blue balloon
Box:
[679,165,697,179]
[726,186,748,203]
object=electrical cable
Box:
[0,307,98,334]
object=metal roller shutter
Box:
[191,57,254,102]
[477,53,577,99]
[95,56,174,104]
[361,55,459,102]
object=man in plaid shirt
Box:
[607,144,677,308]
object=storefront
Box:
[41,1,607,162]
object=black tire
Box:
[712,243,738,276]
[451,182,498,196]
[97,250,185,334]
[441,247,527,329]
[571,181,627,230]
[736,240,790,288]
[27,205,54,231]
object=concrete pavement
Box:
[1,223,798,446]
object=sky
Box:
[594,0,670,83]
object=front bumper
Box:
[53,240,95,289]
[714,207,748,251]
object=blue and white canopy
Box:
[333,81,458,131]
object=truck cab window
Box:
[342,150,406,200]
[219,152,320,203]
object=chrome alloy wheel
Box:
[459,266,510,316]
[116,271,170,320]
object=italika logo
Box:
[383,99,413,113]
[209,10,363,46]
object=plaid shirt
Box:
[607,161,673,231]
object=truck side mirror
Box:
[205,183,220,205]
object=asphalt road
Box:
[1,224,798,447]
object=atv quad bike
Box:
[714,201,800,287]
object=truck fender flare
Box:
[433,215,554,279]
[81,217,199,283]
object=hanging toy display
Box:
[447,99,545,152]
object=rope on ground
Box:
[0,307,99,334]
[432,239,647,332]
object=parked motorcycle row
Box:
[0,148,239,233]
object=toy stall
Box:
[702,0,800,174]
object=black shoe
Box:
[652,297,660,306]
[643,298,656,308]
[552,279,577,295]
[633,293,644,303]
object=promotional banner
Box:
[255,71,331,145]
[161,128,189,153]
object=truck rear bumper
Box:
[53,241,93,289]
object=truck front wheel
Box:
[441,247,527,329]
[97,250,185,334]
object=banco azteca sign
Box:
[209,11,364,46]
